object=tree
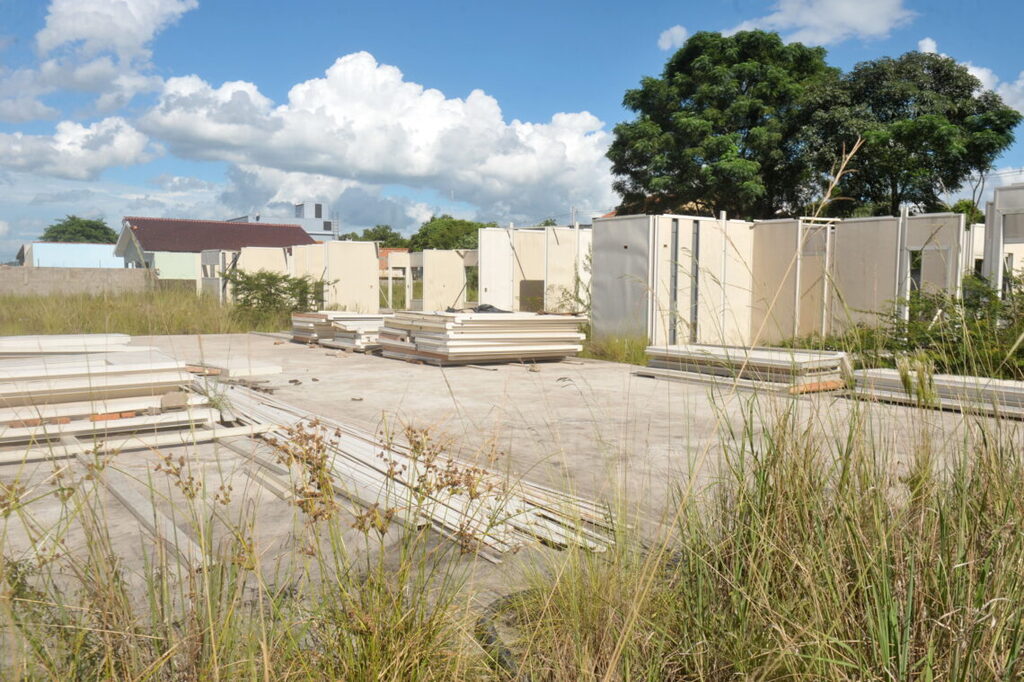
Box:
[407,215,495,251]
[948,198,985,225]
[538,218,558,226]
[813,51,1021,216]
[607,30,838,219]
[338,224,409,247]
[41,215,118,243]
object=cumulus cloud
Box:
[0,117,156,180]
[0,0,197,122]
[729,0,915,45]
[36,0,198,60]
[658,25,689,51]
[139,52,615,221]
[916,38,1024,113]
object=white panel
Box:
[478,229,514,309]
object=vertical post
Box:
[668,218,679,344]
[793,219,803,339]
[689,219,700,343]
[719,210,728,339]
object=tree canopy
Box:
[608,31,1021,219]
[41,215,118,244]
[815,51,1021,216]
[338,224,409,248]
[948,198,985,225]
[608,30,837,218]
[407,215,496,251]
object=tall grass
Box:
[506,399,1024,679]
[0,290,289,336]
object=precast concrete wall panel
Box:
[324,241,379,313]
[750,220,799,344]
[420,250,467,312]
[905,213,963,294]
[797,225,831,338]
[591,216,652,341]
[237,247,289,275]
[692,218,754,346]
[544,227,583,312]
[478,229,514,309]
[512,230,545,311]
[831,217,900,331]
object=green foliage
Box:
[948,198,985,224]
[338,224,409,248]
[223,270,328,322]
[813,51,1021,216]
[537,218,558,226]
[407,214,496,251]
[794,274,1024,379]
[40,215,118,243]
[608,30,838,218]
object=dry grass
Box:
[0,290,289,336]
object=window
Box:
[323,221,332,231]
[974,258,984,277]
[315,203,323,219]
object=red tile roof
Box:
[123,216,316,253]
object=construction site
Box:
[3,189,1024,676]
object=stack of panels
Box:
[0,350,193,408]
[852,368,1024,419]
[290,312,337,344]
[642,345,847,386]
[321,313,393,352]
[0,334,156,357]
[380,312,585,366]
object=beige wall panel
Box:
[290,243,327,281]
[420,250,467,311]
[324,241,379,312]
[512,230,545,310]
[694,219,755,346]
[543,227,585,312]
[237,247,288,275]
[750,220,799,344]
[831,217,899,331]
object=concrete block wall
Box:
[0,266,154,296]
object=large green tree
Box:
[338,224,409,248]
[813,51,1021,216]
[41,215,117,243]
[607,30,838,218]
[407,215,496,251]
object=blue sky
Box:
[0,0,1022,260]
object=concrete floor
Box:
[2,332,1017,598]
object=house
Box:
[116,216,316,284]
[16,242,122,268]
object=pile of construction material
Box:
[0,333,155,357]
[0,338,271,462]
[291,312,392,351]
[290,312,338,344]
[379,311,586,365]
[227,385,614,562]
[320,313,393,352]
[852,368,1024,419]
[639,344,848,391]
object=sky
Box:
[0,0,1022,260]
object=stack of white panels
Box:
[0,350,193,408]
[321,313,393,352]
[0,334,156,357]
[380,311,585,366]
[642,345,847,386]
[852,368,1024,419]
[290,312,337,344]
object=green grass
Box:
[581,335,648,366]
[0,290,290,336]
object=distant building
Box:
[116,216,316,283]
[16,242,122,268]
[227,202,338,241]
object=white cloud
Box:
[0,220,8,237]
[139,52,616,221]
[0,117,156,180]
[729,0,915,45]
[0,0,197,122]
[657,25,689,51]
[916,38,1024,113]
[36,0,198,61]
